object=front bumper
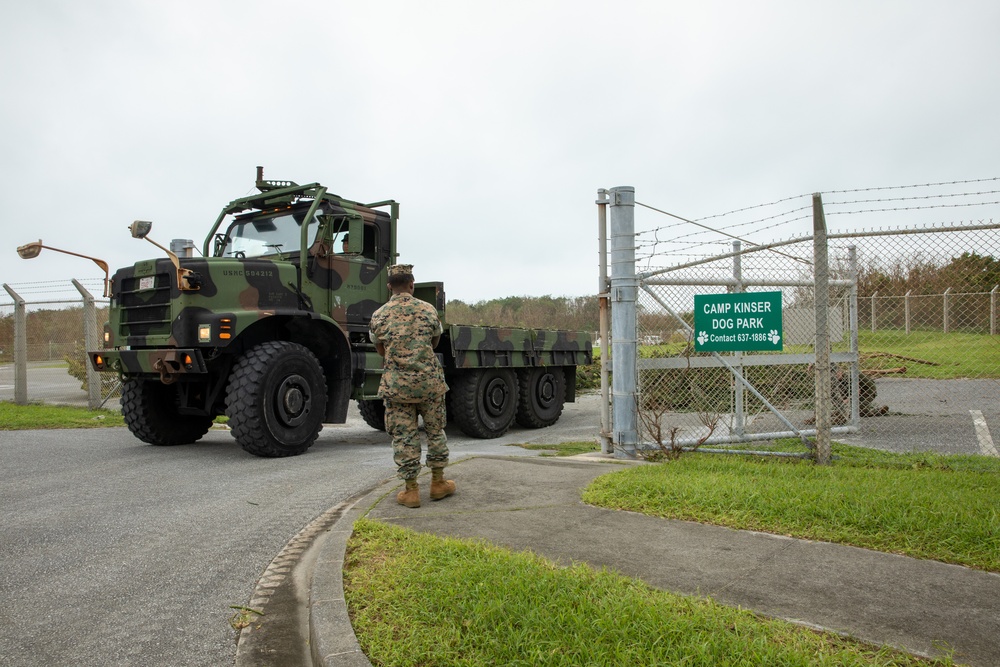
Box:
[89,348,208,381]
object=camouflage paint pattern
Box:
[369,292,448,402]
[82,172,593,424]
[447,325,592,369]
[386,396,448,480]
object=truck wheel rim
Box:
[535,372,556,408]
[276,374,310,426]
[484,377,509,417]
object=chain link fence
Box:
[0,280,120,409]
[636,236,849,458]
[605,180,1000,463]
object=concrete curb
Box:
[305,454,633,667]
[308,487,381,667]
[308,453,1000,665]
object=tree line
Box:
[854,251,1000,298]
[0,296,600,362]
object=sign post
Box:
[693,291,783,352]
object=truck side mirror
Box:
[130,220,153,239]
[128,220,200,292]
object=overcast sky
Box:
[2,1,998,304]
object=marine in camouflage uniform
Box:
[369,264,454,508]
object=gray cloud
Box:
[2,0,998,303]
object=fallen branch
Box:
[862,352,940,366]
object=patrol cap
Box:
[388,264,414,277]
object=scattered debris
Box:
[229,605,263,631]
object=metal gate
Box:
[597,185,1000,462]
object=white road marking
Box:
[969,410,999,457]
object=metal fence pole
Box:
[943,287,951,334]
[732,240,745,437]
[904,290,912,335]
[812,194,832,465]
[72,279,100,409]
[992,285,998,336]
[609,186,637,458]
[870,292,877,333]
[596,189,612,454]
[849,246,860,425]
[3,284,27,405]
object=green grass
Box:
[632,329,1000,379]
[0,401,125,429]
[855,329,1000,378]
[512,441,600,457]
[583,446,1000,572]
[344,518,950,666]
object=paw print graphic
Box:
[768,329,781,345]
[697,331,709,346]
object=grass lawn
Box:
[855,329,1000,379]
[0,401,125,429]
[634,329,1000,379]
[345,518,949,667]
[583,444,1000,572]
[343,444,996,665]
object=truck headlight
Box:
[198,324,212,343]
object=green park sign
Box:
[693,291,783,352]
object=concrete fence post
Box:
[812,193,832,465]
[3,284,27,405]
[609,186,637,458]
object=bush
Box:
[575,361,601,392]
[64,340,88,391]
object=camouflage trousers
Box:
[385,395,448,480]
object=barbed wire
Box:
[690,193,811,223]
[824,176,1000,195]
[827,200,1000,216]
[633,179,1000,273]
[0,279,107,307]
[825,189,1000,207]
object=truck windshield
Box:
[219,211,315,259]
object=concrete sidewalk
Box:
[309,455,1000,666]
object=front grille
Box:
[119,272,172,338]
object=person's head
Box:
[341,234,349,252]
[387,264,415,293]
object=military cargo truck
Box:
[78,168,592,457]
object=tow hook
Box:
[153,356,179,385]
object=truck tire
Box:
[357,399,386,431]
[120,379,214,446]
[515,368,566,428]
[225,341,327,457]
[450,368,518,438]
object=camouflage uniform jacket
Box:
[370,293,448,402]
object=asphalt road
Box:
[2,365,997,666]
[0,396,603,667]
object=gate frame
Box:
[603,188,861,462]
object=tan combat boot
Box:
[429,468,456,500]
[396,479,420,508]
